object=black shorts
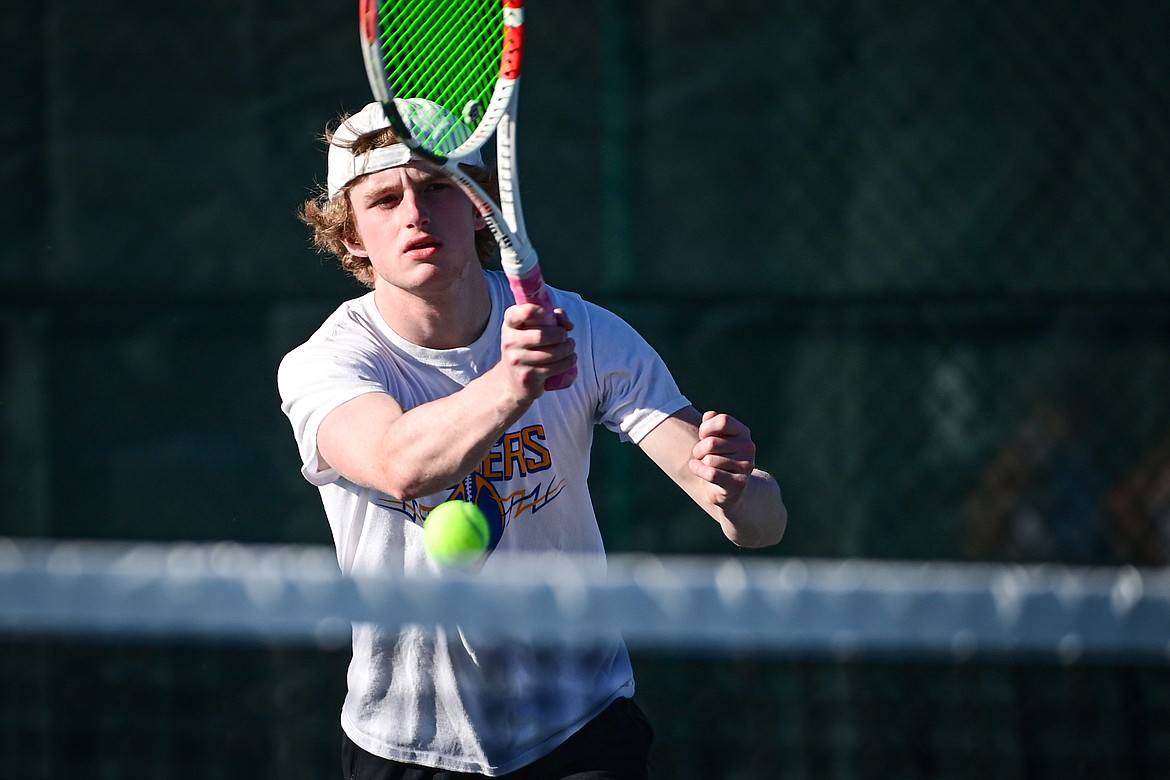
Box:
[342,696,654,780]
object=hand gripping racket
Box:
[359,0,576,390]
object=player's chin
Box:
[400,260,468,290]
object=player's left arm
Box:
[638,406,786,548]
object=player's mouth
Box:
[402,236,443,258]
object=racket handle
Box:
[506,264,578,391]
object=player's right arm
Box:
[316,304,575,500]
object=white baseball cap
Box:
[326,99,483,199]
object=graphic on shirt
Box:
[374,424,564,551]
[446,470,507,549]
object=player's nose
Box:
[400,188,430,226]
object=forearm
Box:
[709,469,787,548]
[639,409,787,549]
[318,305,576,500]
[373,367,531,500]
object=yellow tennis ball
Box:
[423,501,490,567]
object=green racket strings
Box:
[375,0,503,152]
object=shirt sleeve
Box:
[586,303,690,444]
[277,337,389,486]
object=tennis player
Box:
[278,101,786,779]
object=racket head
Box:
[360,0,524,163]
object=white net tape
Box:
[2,538,1168,661]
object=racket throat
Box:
[499,243,539,280]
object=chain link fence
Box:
[1,1,1167,777]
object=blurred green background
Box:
[2,1,1168,777]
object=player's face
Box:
[345,162,485,294]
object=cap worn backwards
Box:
[326,99,483,199]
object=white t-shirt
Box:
[278,270,689,775]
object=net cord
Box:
[1,539,1168,662]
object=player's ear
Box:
[473,211,487,231]
[342,235,369,257]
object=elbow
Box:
[373,456,479,503]
[373,464,432,503]
[723,474,787,549]
[387,483,423,503]
[765,504,788,547]
[771,502,788,545]
[727,506,787,549]
[383,479,435,504]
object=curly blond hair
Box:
[298,118,499,288]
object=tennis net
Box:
[2,537,1168,778]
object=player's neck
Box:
[374,269,491,350]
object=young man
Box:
[278,101,786,779]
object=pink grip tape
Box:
[507,268,578,391]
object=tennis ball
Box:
[423,501,490,567]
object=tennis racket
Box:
[359,0,576,390]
